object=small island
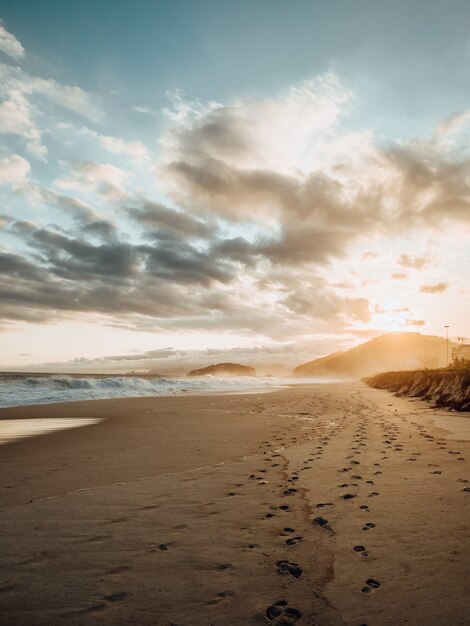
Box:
[187,362,256,377]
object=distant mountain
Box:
[293,332,455,378]
[187,362,256,377]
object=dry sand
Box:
[0,382,468,625]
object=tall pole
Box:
[445,325,450,367]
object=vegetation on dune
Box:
[363,365,470,411]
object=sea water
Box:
[0,375,280,409]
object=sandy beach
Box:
[0,382,468,625]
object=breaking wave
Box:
[0,375,279,408]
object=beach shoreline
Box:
[0,382,468,625]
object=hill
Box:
[293,332,455,378]
[187,362,257,377]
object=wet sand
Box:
[0,382,468,625]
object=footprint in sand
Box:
[206,590,234,606]
[285,535,304,546]
[361,578,381,593]
[216,563,233,572]
[276,560,303,578]
[362,522,376,531]
[313,516,332,530]
[104,591,128,602]
[266,601,302,622]
[266,603,285,620]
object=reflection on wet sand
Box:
[0,418,102,445]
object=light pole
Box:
[444,325,450,367]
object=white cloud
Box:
[0,60,102,160]
[80,126,149,160]
[436,110,470,137]
[133,105,157,116]
[54,161,130,201]
[0,63,102,121]
[99,134,148,159]
[0,23,25,61]
[0,154,30,185]
[0,91,46,160]
[161,74,352,175]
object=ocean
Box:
[0,374,280,409]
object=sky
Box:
[0,0,469,373]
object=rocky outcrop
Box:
[187,363,256,377]
[363,368,470,411]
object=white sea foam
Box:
[0,375,280,408]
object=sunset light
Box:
[0,2,468,625]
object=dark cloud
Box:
[127,200,215,239]
[3,78,468,343]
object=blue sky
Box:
[0,1,469,372]
[3,0,469,135]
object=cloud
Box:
[1,69,468,348]
[420,282,448,294]
[80,127,149,160]
[132,105,157,116]
[0,49,101,159]
[436,110,470,137]
[405,319,426,327]
[99,135,148,159]
[0,90,46,159]
[398,254,430,270]
[30,337,359,375]
[0,154,30,185]
[55,161,130,201]
[0,23,25,61]
[158,74,470,275]
[0,207,376,339]
[128,200,215,239]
